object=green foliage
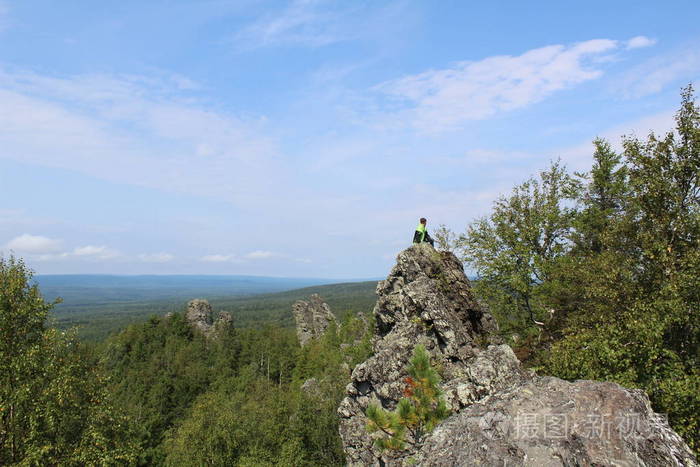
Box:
[462,160,580,337]
[161,313,373,466]
[365,345,450,451]
[96,294,373,465]
[432,224,460,252]
[0,256,140,465]
[545,86,700,454]
[461,85,700,456]
[102,313,221,462]
[163,371,305,466]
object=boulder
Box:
[418,377,696,466]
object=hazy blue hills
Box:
[37,274,379,341]
[36,274,339,305]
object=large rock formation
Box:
[418,377,695,466]
[338,243,697,466]
[185,299,232,338]
[292,294,337,346]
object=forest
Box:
[1,256,374,465]
[51,280,377,341]
[1,86,698,464]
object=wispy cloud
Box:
[245,250,276,260]
[232,0,400,51]
[0,66,280,207]
[200,254,237,263]
[233,0,340,49]
[72,245,120,259]
[2,236,121,261]
[615,43,700,99]
[373,38,643,133]
[138,253,175,263]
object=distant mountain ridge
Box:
[35,274,360,312]
[36,274,338,296]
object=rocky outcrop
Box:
[292,294,337,346]
[186,299,213,333]
[418,377,696,466]
[185,299,232,338]
[215,311,233,328]
[338,243,697,466]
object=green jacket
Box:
[413,223,434,245]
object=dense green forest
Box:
[52,280,377,341]
[1,256,374,465]
[1,87,698,464]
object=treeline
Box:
[443,85,699,454]
[0,256,373,465]
[53,281,378,342]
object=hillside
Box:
[50,278,378,340]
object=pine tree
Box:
[365,345,450,451]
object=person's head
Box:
[420,217,427,225]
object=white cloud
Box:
[374,39,621,132]
[72,245,120,259]
[626,36,656,50]
[245,250,276,259]
[4,234,62,253]
[138,253,174,263]
[2,238,124,261]
[73,245,106,256]
[200,254,236,262]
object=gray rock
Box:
[418,377,697,466]
[338,243,510,466]
[186,299,214,334]
[337,243,697,466]
[217,311,233,326]
[292,294,337,346]
[185,299,233,338]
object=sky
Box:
[1,0,699,278]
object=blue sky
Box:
[1,0,699,278]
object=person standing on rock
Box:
[413,217,435,247]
